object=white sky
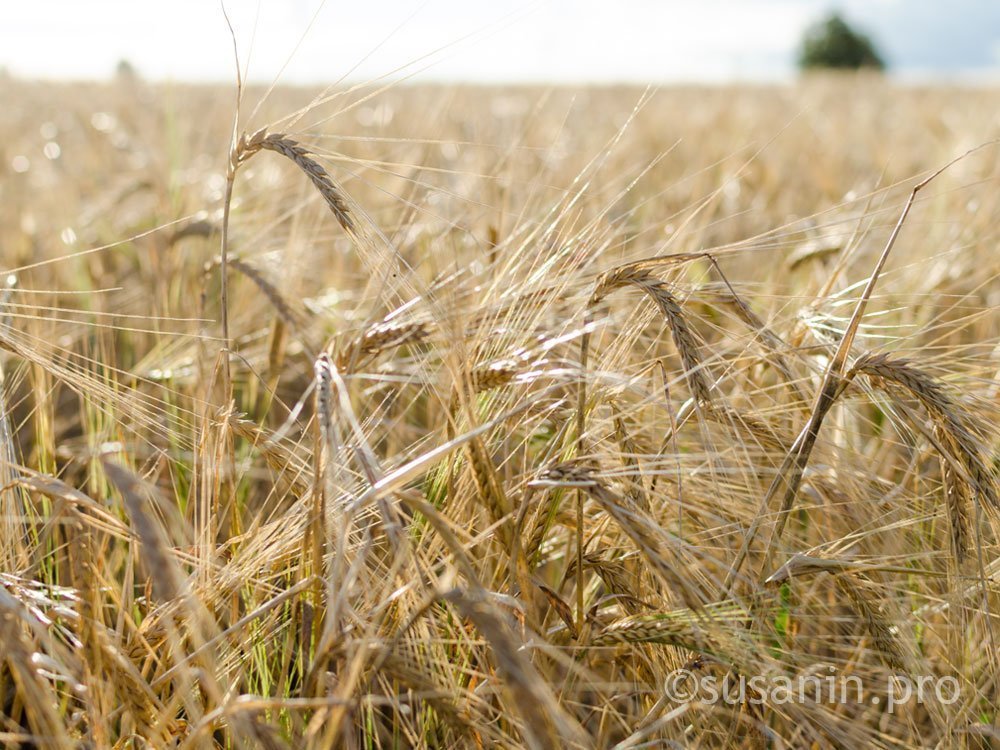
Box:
[3,1,999,84]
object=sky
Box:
[2,1,1000,84]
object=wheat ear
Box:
[443,588,589,749]
[469,359,520,394]
[721,151,984,596]
[235,129,354,233]
[335,320,428,371]
[766,555,913,673]
[593,599,749,649]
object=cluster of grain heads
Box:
[6,76,1000,747]
[723,156,986,599]
[573,261,715,632]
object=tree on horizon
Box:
[798,12,886,71]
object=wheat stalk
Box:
[311,354,335,599]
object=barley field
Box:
[1,75,1000,748]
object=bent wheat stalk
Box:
[218,127,356,395]
[589,265,712,406]
[849,352,998,512]
[848,352,999,569]
[234,129,354,233]
[722,145,994,596]
[579,262,711,626]
[532,463,705,609]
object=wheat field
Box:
[1,74,1000,748]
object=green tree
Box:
[798,13,886,71]
[116,58,139,80]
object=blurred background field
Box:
[5,77,999,294]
